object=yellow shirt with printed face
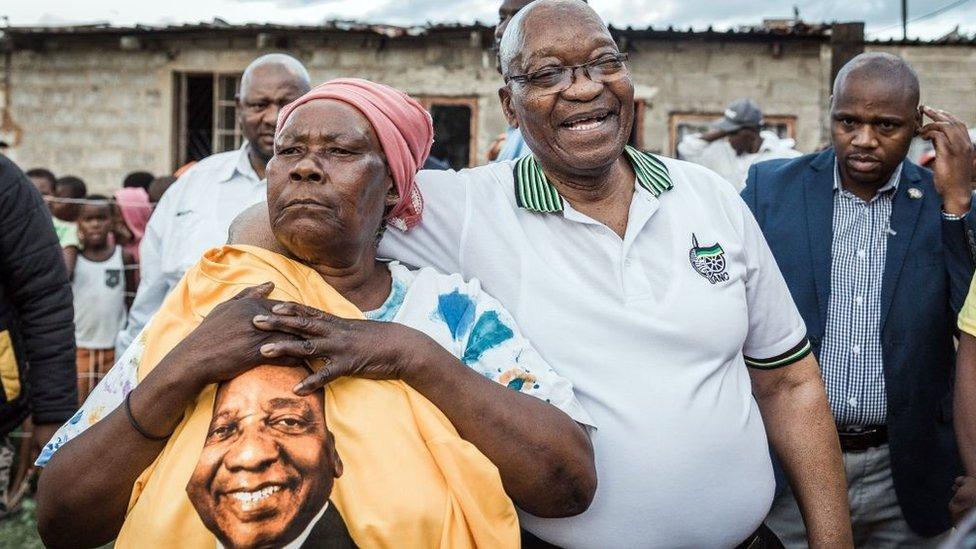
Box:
[115,245,518,549]
[959,276,976,337]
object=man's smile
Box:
[229,484,281,508]
[559,108,615,132]
[216,479,298,520]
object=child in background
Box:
[26,167,56,197]
[148,175,177,205]
[73,195,136,404]
[51,176,87,278]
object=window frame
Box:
[214,74,243,155]
[631,99,647,150]
[173,72,243,170]
[416,96,480,168]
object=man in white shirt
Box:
[226,1,850,546]
[116,53,311,354]
[678,98,802,191]
[380,3,850,546]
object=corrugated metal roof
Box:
[2,19,493,37]
[2,18,974,46]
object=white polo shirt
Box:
[379,146,810,548]
[116,145,267,354]
[678,130,803,191]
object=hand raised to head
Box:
[920,105,974,215]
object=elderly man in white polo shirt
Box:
[116,53,311,355]
[228,2,849,546]
[378,2,849,547]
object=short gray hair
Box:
[239,53,311,97]
[498,0,602,77]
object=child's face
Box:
[52,186,81,221]
[29,176,53,197]
[78,204,112,247]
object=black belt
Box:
[735,524,784,549]
[838,425,888,453]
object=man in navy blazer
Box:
[743,53,976,546]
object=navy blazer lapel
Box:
[804,150,836,335]
[881,161,925,330]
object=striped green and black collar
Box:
[513,145,674,213]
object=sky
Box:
[4,0,976,41]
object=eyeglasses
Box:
[505,53,630,97]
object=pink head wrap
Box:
[113,187,152,262]
[275,78,434,231]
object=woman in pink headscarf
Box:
[36,79,594,548]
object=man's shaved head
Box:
[830,52,922,190]
[497,0,535,42]
[227,201,286,255]
[498,0,603,77]
[236,53,311,170]
[833,52,920,107]
[239,53,311,97]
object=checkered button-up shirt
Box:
[821,162,902,426]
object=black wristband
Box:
[124,391,172,441]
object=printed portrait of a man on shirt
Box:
[186,365,356,549]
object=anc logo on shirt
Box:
[689,234,729,284]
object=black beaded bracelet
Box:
[124,391,172,441]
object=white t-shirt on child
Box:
[73,246,127,349]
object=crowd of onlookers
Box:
[0,162,181,521]
[23,168,177,404]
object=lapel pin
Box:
[908,188,923,200]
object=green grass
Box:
[0,499,113,548]
[0,499,44,549]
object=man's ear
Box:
[332,444,344,479]
[498,86,519,128]
[235,94,245,130]
[826,94,836,128]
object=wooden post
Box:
[830,22,866,89]
[902,0,909,40]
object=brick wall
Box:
[627,38,829,154]
[8,49,172,190]
[4,31,974,193]
[866,44,976,126]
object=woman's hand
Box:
[166,282,304,392]
[252,301,429,394]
